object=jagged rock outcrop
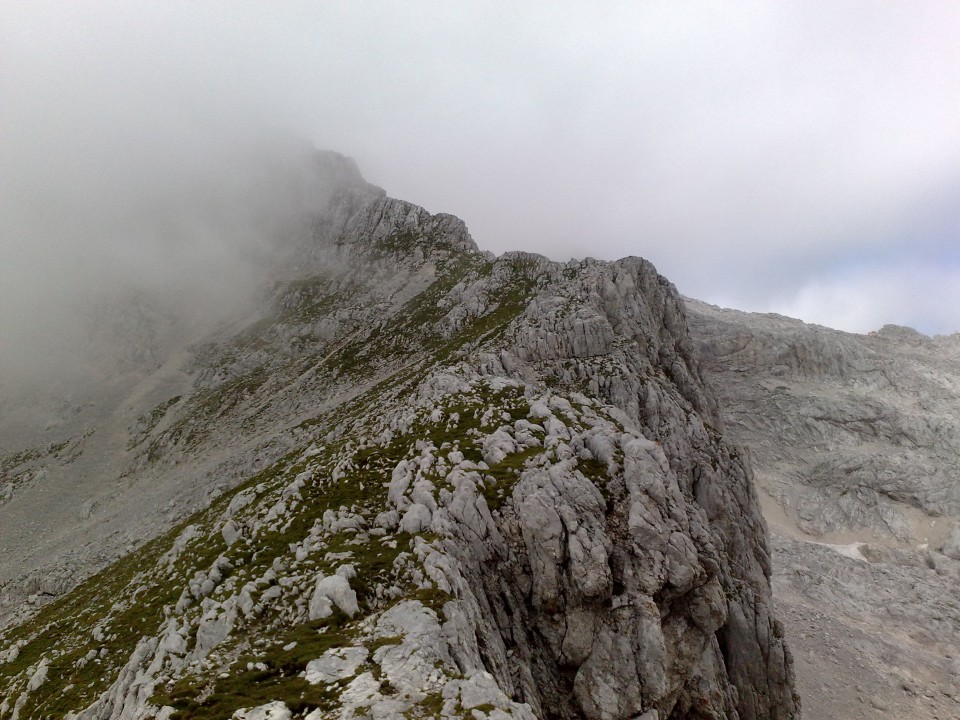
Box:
[0,153,797,720]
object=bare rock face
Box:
[446,258,796,720]
[685,298,960,720]
[942,524,960,560]
[685,298,960,543]
[0,154,797,720]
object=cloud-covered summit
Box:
[3,0,960,350]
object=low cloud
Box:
[4,0,960,384]
[0,132,330,383]
[0,4,330,382]
[774,263,960,336]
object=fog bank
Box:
[5,0,960,376]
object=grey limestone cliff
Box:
[685,298,960,720]
[685,298,960,544]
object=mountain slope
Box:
[0,156,797,720]
[685,299,960,544]
[685,298,960,720]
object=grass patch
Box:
[480,446,541,511]
[157,611,354,719]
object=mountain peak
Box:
[338,196,479,257]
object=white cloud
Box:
[774,263,960,335]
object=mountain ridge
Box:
[0,152,797,720]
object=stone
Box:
[303,647,369,684]
[309,574,358,620]
[686,296,960,720]
[0,150,799,720]
[231,701,292,720]
[942,524,960,560]
[399,503,433,534]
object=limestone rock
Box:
[231,701,292,720]
[942,524,960,560]
[308,573,358,620]
[685,297,960,720]
[303,647,368,684]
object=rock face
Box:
[0,154,797,719]
[685,298,960,720]
[685,299,960,544]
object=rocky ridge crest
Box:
[0,155,797,720]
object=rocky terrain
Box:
[0,154,798,719]
[686,299,960,720]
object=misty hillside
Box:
[0,153,797,720]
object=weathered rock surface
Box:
[0,154,796,719]
[685,299,960,544]
[685,298,960,720]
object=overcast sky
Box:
[4,1,960,339]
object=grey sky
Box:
[4,1,960,341]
